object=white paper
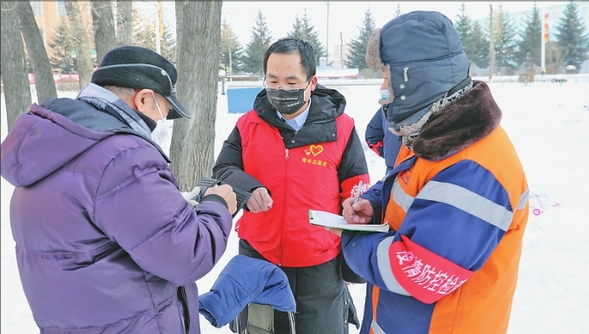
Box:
[308,210,389,233]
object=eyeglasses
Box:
[263,77,312,93]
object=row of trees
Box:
[25,2,589,82]
[342,2,589,76]
[219,2,588,78]
[455,2,589,75]
[221,8,326,77]
[1,1,224,191]
[48,5,177,74]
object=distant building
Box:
[29,1,93,60]
[330,43,351,69]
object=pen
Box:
[351,180,363,217]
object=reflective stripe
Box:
[371,318,386,334]
[517,188,529,210]
[377,236,410,296]
[417,181,513,231]
[392,178,414,212]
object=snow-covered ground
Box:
[2,80,589,333]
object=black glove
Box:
[188,177,251,217]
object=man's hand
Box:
[205,184,237,216]
[325,227,343,237]
[246,187,273,213]
[342,196,374,224]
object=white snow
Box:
[2,79,589,333]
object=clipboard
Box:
[309,210,389,233]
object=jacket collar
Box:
[412,81,502,160]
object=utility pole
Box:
[541,6,548,75]
[340,31,343,69]
[155,1,162,54]
[326,1,330,65]
[228,43,233,82]
[489,4,495,81]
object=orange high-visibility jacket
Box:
[341,81,529,333]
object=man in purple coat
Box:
[0,46,237,334]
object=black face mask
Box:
[266,81,310,115]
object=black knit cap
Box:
[91,45,190,119]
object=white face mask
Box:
[151,94,171,148]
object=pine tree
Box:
[555,1,589,72]
[455,3,474,60]
[516,4,542,68]
[242,10,272,76]
[220,22,243,76]
[394,3,402,18]
[160,22,177,63]
[48,17,76,73]
[455,3,489,70]
[287,9,325,62]
[344,7,376,70]
[493,6,519,72]
[132,9,156,51]
[470,22,490,69]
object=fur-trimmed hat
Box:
[365,11,469,134]
[91,46,190,119]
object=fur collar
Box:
[412,81,502,160]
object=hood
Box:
[1,99,127,187]
[253,83,346,127]
[365,11,470,134]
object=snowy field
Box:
[2,80,589,333]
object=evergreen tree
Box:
[493,6,519,71]
[129,8,175,61]
[344,7,376,70]
[242,10,272,76]
[48,17,76,73]
[220,22,243,76]
[470,22,490,69]
[555,1,589,72]
[516,4,542,68]
[287,9,325,63]
[455,4,474,60]
[132,9,156,51]
[455,3,489,70]
[394,3,402,18]
[160,22,177,63]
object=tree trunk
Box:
[15,1,57,103]
[91,1,117,64]
[116,0,133,46]
[171,1,222,191]
[1,1,32,132]
[64,1,93,89]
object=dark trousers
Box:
[235,239,358,334]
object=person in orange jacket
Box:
[329,11,530,334]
